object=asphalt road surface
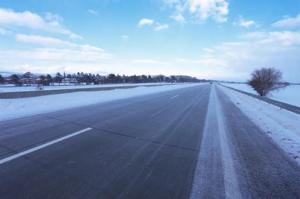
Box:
[0,84,299,199]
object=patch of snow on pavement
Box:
[219,85,300,164]
[0,84,202,121]
[214,86,242,199]
[191,85,242,199]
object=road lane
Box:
[0,85,207,157]
[0,85,210,199]
[0,128,92,165]
[0,84,299,199]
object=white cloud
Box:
[272,14,300,29]
[189,0,229,22]
[132,59,170,65]
[3,28,300,81]
[201,48,215,53]
[138,18,168,31]
[171,13,185,23]
[125,30,300,80]
[183,30,300,80]
[0,8,119,75]
[0,46,111,62]
[15,34,115,53]
[154,24,169,31]
[239,31,266,39]
[138,18,154,27]
[0,45,112,75]
[15,34,77,47]
[259,31,300,46]
[88,9,98,15]
[1,32,112,74]
[175,58,227,66]
[44,12,63,23]
[0,8,81,39]
[237,18,256,28]
[165,0,229,23]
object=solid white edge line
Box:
[0,127,92,165]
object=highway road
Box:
[0,84,299,199]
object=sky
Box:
[0,0,300,82]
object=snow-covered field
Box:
[220,85,300,164]
[0,83,202,121]
[222,83,300,107]
[0,83,171,93]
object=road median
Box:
[0,84,168,99]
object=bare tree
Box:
[248,68,284,96]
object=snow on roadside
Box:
[221,83,257,94]
[0,83,171,93]
[271,86,300,108]
[219,85,300,164]
[0,83,202,121]
[222,83,300,107]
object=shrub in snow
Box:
[248,68,286,96]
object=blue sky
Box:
[0,0,300,81]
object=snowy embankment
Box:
[222,83,300,107]
[0,83,202,121]
[219,85,300,164]
[0,83,170,93]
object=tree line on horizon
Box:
[0,72,205,86]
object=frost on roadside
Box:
[219,86,300,165]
